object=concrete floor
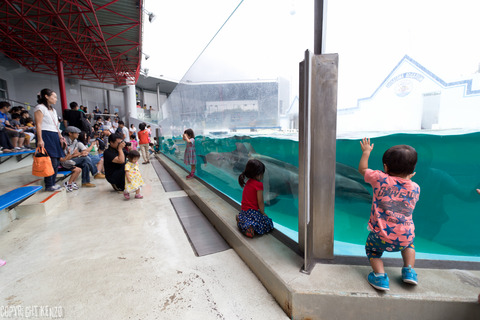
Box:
[0,164,289,320]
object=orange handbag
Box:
[32,147,54,177]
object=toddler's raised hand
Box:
[360,138,374,153]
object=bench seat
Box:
[0,150,35,164]
[0,186,43,211]
[56,170,72,183]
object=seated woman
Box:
[77,131,104,175]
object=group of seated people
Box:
[1,97,154,194]
[59,101,152,192]
[0,101,36,153]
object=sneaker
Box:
[134,194,143,199]
[0,259,5,267]
[72,182,79,190]
[45,184,62,192]
[82,182,96,188]
[402,265,418,285]
[14,147,22,150]
[63,182,73,192]
[124,192,130,200]
[367,272,390,291]
[94,173,105,179]
[186,173,194,179]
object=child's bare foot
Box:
[245,226,255,238]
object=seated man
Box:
[103,133,126,191]
[0,101,25,150]
[63,101,90,135]
[64,126,105,188]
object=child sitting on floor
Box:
[236,159,274,238]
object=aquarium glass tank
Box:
[157,0,480,261]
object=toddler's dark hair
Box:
[127,150,140,160]
[238,159,266,188]
[382,145,417,176]
[184,128,195,138]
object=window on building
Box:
[0,79,8,100]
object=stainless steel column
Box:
[299,51,338,273]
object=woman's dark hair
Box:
[184,128,195,138]
[139,122,146,131]
[127,150,140,160]
[37,88,54,110]
[78,131,88,145]
[382,145,417,176]
[238,159,266,188]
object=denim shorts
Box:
[365,232,414,260]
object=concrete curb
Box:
[156,154,480,320]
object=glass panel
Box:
[327,0,480,260]
[159,0,313,239]
[156,0,480,262]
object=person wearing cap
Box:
[65,126,105,188]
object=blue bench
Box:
[0,150,35,165]
[0,186,43,211]
[56,170,72,183]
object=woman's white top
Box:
[34,104,59,132]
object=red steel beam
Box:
[0,0,142,85]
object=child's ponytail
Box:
[238,172,246,188]
[239,159,265,188]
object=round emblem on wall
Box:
[394,79,413,97]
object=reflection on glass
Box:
[156,0,480,261]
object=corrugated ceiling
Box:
[0,0,143,85]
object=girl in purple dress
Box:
[183,128,196,179]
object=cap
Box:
[65,126,81,133]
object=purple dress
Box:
[184,138,196,165]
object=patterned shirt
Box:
[364,169,420,246]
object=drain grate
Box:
[170,196,230,256]
[151,158,183,192]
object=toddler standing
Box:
[124,150,144,199]
[129,134,138,151]
[183,129,196,179]
[359,138,420,291]
[236,159,274,238]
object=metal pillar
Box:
[124,84,136,124]
[299,51,338,273]
[56,57,68,111]
[156,83,161,110]
[314,0,326,55]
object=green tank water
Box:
[162,131,480,260]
